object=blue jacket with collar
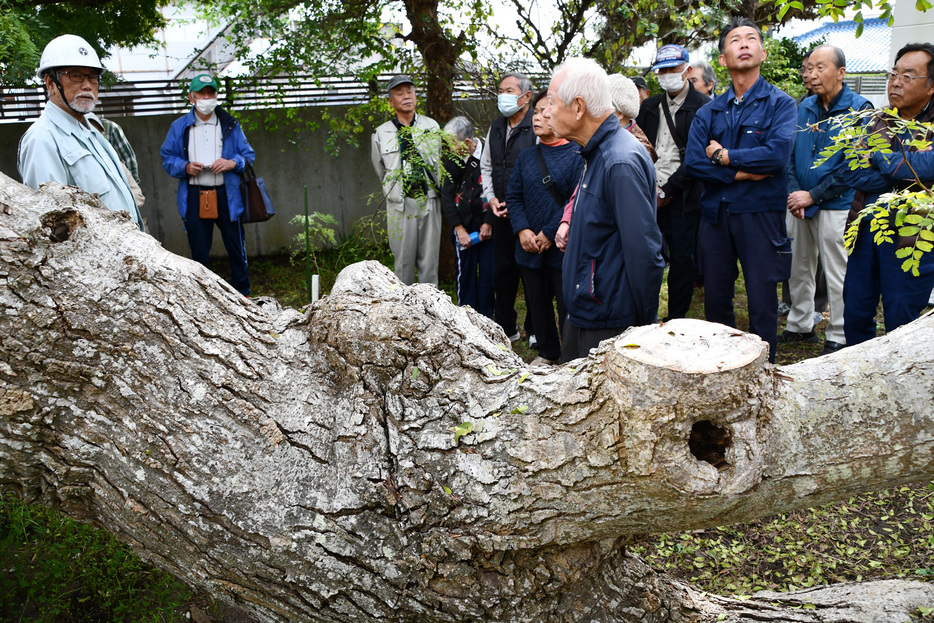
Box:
[684,76,797,223]
[160,106,255,222]
[562,115,665,330]
[788,84,872,217]
[843,99,934,211]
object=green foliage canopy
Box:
[0,0,168,86]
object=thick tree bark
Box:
[1,174,933,622]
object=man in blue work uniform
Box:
[782,45,872,355]
[842,42,934,346]
[685,17,798,362]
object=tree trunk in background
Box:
[403,0,463,124]
[1,174,933,622]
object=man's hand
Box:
[490,197,508,218]
[657,192,672,208]
[705,140,730,166]
[787,190,815,218]
[534,231,551,254]
[454,225,472,249]
[734,170,771,181]
[518,229,539,253]
[186,161,206,176]
[555,222,569,251]
[705,140,723,159]
[479,222,492,241]
[209,158,236,174]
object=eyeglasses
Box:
[885,70,931,84]
[58,70,101,85]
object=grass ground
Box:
[2,253,930,622]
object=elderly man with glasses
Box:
[18,34,143,230]
[841,42,934,345]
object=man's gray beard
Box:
[69,95,97,114]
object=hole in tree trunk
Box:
[40,210,84,243]
[688,420,732,471]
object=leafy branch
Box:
[814,108,934,275]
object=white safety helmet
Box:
[37,34,104,80]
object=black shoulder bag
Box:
[660,96,686,160]
[535,145,567,208]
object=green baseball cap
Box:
[189,73,218,92]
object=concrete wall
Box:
[0,101,497,259]
[890,4,934,67]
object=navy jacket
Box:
[685,76,797,223]
[506,141,584,270]
[788,84,872,217]
[562,116,665,330]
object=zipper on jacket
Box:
[589,259,602,305]
[571,162,588,215]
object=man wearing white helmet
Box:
[17,34,144,230]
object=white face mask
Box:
[657,71,686,94]
[497,93,522,117]
[195,98,218,115]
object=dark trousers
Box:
[451,225,495,319]
[185,185,250,296]
[492,216,532,336]
[562,321,624,362]
[699,207,791,363]
[658,205,700,319]
[843,223,934,346]
[520,264,565,361]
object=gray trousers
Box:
[786,209,849,343]
[387,195,441,286]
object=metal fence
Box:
[0,71,888,124]
[0,73,492,124]
[846,73,888,95]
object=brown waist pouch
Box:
[199,189,218,219]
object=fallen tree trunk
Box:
[0,174,932,622]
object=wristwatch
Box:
[710,148,723,165]
[657,188,666,199]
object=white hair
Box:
[552,57,612,118]
[444,116,474,141]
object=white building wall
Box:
[889,2,934,66]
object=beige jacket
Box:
[371,114,442,210]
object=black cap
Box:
[387,74,415,94]
[632,75,649,90]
